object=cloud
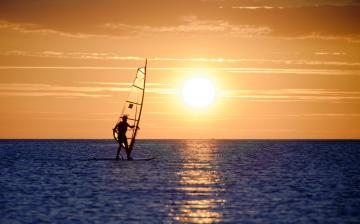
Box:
[0,83,175,98]
[0,65,358,77]
[0,83,126,98]
[285,113,360,118]
[0,66,137,70]
[8,84,358,104]
[227,5,360,40]
[0,20,92,38]
[1,50,143,60]
[232,6,284,9]
[2,51,360,72]
[0,91,109,98]
[0,2,359,40]
[223,88,360,102]
[77,82,168,86]
[101,16,272,37]
[217,113,360,119]
[226,68,359,76]
[147,88,176,95]
[229,0,360,8]
[0,83,130,92]
[279,33,360,43]
[315,52,347,56]
[144,111,181,115]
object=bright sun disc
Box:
[182,77,215,108]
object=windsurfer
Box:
[113,115,135,160]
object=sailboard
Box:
[91,157,155,161]
[113,59,148,159]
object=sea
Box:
[1,140,360,223]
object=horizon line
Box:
[0,138,359,141]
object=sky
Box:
[0,0,360,139]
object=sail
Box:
[113,60,147,151]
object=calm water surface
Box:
[1,140,360,223]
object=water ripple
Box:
[1,140,360,223]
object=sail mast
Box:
[128,59,147,151]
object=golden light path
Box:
[170,141,225,223]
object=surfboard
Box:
[132,157,155,161]
[92,157,155,161]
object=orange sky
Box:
[1,0,360,139]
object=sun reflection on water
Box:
[170,141,225,223]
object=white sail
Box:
[113,60,147,151]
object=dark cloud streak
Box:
[0,0,359,39]
[224,6,360,37]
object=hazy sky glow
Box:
[1,0,359,139]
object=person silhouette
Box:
[113,115,135,160]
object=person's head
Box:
[122,115,128,121]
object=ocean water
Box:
[1,140,360,223]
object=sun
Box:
[182,77,216,108]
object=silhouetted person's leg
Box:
[128,144,133,159]
[116,145,122,160]
[123,140,132,160]
[124,141,131,160]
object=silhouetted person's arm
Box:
[113,123,119,132]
